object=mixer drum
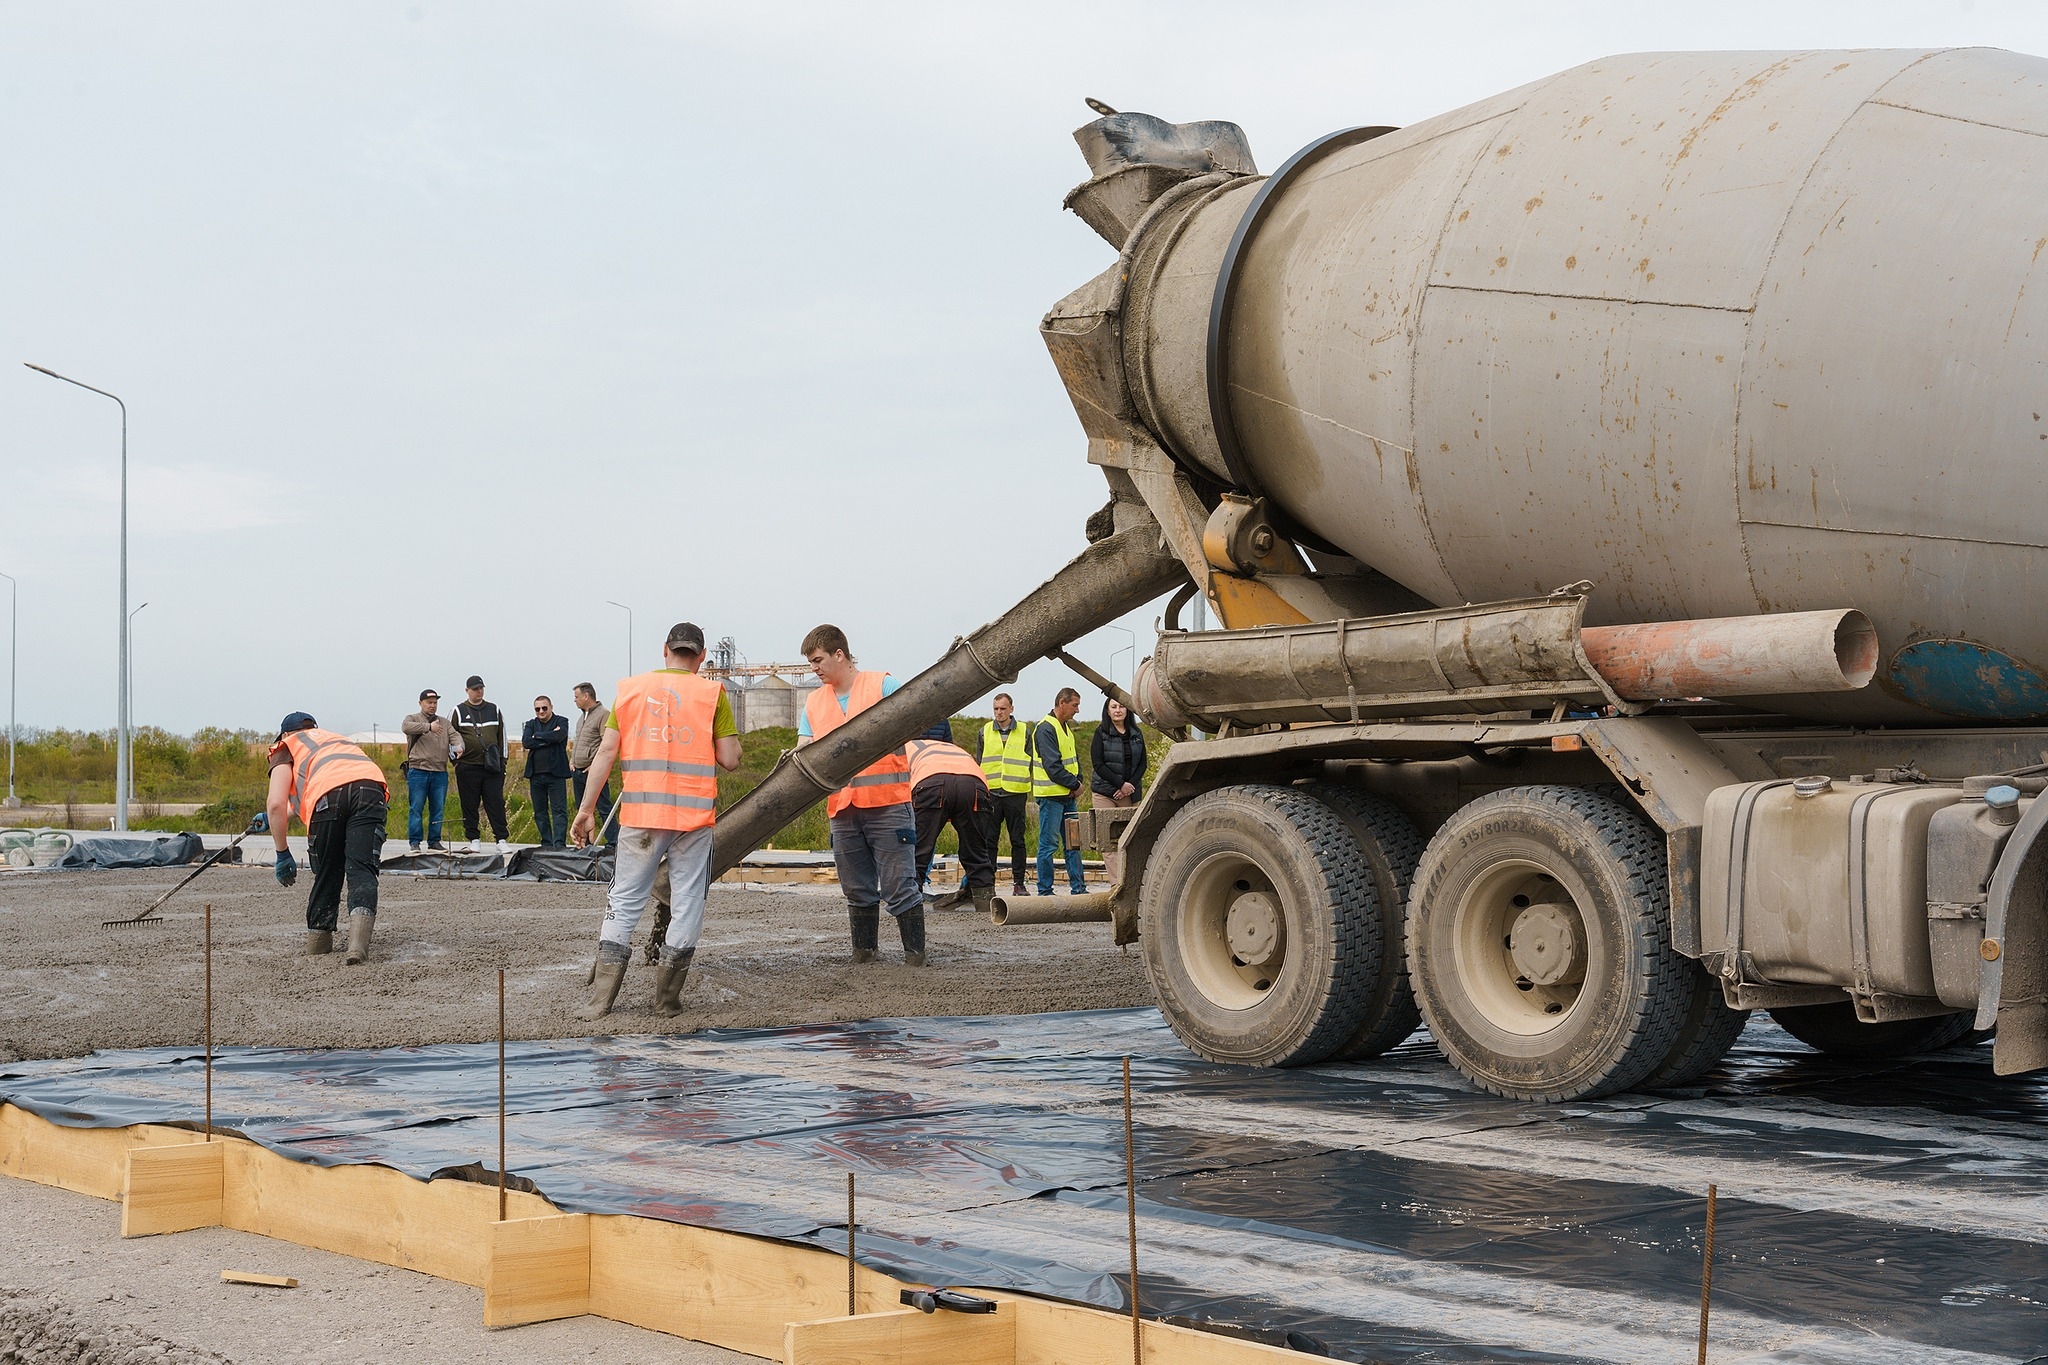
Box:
[1129,48,2048,725]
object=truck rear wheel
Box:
[1408,786,1689,1101]
[1768,1002,1978,1058]
[1303,783,1424,1060]
[1641,965,1751,1089]
[1140,784,1380,1067]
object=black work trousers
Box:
[455,764,508,841]
[912,773,996,890]
[987,790,1030,888]
[306,779,388,932]
[529,774,569,847]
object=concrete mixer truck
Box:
[712,48,2048,1102]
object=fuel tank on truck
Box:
[1118,49,2048,725]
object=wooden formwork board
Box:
[1,1101,1313,1364]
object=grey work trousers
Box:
[600,823,713,963]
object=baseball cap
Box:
[278,712,317,736]
[419,688,439,701]
[665,622,706,654]
[465,675,485,689]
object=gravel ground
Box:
[1,864,1149,1362]
[0,866,1149,1061]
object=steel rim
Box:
[1449,858,1588,1036]
[1177,850,1289,1010]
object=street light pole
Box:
[605,600,632,679]
[127,602,147,808]
[1102,624,1136,691]
[25,363,129,831]
[0,571,15,808]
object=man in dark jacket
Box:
[523,696,573,848]
[453,675,509,852]
[1089,697,1147,807]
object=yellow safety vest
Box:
[978,720,1034,794]
[1031,714,1079,799]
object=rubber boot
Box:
[583,950,601,986]
[970,885,993,917]
[652,947,694,1018]
[580,959,627,1020]
[849,904,880,964]
[896,905,927,967]
[305,930,333,956]
[343,911,375,965]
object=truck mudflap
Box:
[1978,790,2048,1074]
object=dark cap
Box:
[465,675,485,689]
[665,622,706,655]
[279,711,317,736]
[419,688,439,701]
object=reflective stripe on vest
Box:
[274,728,387,825]
[979,720,1034,793]
[614,670,724,832]
[907,737,987,789]
[803,671,912,817]
[1030,715,1079,798]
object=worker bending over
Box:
[266,713,390,964]
[799,624,925,965]
[907,722,996,915]
[571,622,742,1019]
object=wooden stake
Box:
[846,1171,857,1316]
[498,967,507,1222]
[203,903,213,1142]
[1124,1054,1139,1365]
[1697,1182,1718,1364]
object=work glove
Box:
[274,849,298,887]
[248,813,269,835]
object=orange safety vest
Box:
[804,671,912,817]
[613,670,724,832]
[272,728,387,827]
[906,737,987,790]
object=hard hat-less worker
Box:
[1033,688,1087,897]
[570,622,743,1020]
[977,692,1035,899]
[265,713,390,964]
[797,624,925,965]
[906,721,997,915]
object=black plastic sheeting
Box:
[381,846,613,882]
[50,833,206,871]
[6,1010,2047,1363]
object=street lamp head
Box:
[22,363,57,378]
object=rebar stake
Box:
[1697,1182,1718,1364]
[203,903,212,1141]
[497,967,507,1222]
[1124,1054,1140,1364]
[846,1171,857,1316]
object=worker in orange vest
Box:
[798,624,925,965]
[571,622,743,1019]
[264,712,390,964]
[906,722,997,915]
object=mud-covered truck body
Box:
[715,49,2048,1101]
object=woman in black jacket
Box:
[1089,697,1147,807]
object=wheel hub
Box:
[1509,902,1581,987]
[1227,891,1280,966]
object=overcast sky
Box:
[5,0,2047,736]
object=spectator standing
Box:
[798,624,925,965]
[1032,687,1087,896]
[569,682,614,844]
[453,675,510,853]
[1089,697,1147,808]
[523,696,573,848]
[400,688,463,852]
[977,692,1034,899]
[906,721,996,916]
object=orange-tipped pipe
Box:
[1580,609,1877,701]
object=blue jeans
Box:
[830,802,921,918]
[1036,794,1084,895]
[405,768,448,847]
